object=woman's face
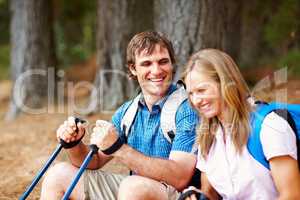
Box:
[185,67,223,119]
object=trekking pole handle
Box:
[60,117,86,149]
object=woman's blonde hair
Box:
[183,49,252,158]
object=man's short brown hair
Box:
[126,31,176,79]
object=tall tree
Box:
[154,0,242,79]
[6,0,56,121]
[239,0,269,67]
[89,0,153,113]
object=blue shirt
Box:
[111,84,199,159]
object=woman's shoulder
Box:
[260,111,297,160]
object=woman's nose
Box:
[191,93,202,105]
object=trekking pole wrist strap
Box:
[60,132,85,149]
[101,137,123,155]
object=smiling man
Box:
[41,31,198,200]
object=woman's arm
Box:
[270,155,300,200]
[201,172,220,200]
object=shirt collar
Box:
[138,83,177,110]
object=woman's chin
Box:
[200,111,217,119]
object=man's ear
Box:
[129,64,137,76]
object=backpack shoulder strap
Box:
[161,86,188,143]
[248,103,274,169]
[120,94,141,138]
[120,85,188,143]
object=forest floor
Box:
[0,64,300,199]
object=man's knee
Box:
[43,162,76,185]
[118,176,168,200]
[42,162,80,194]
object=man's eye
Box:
[141,61,151,66]
[159,59,169,65]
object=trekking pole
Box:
[61,144,99,200]
[19,118,85,200]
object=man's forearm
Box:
[114,144,194,190]
[66,142,105,169]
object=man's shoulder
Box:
[114,99,134,118]
[176,99,197,116]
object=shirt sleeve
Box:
[171,100,199,153]
[260,111,297,161]
[111,101,131,139]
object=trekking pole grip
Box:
[60,117,86,149]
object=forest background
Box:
[0,0,299,199]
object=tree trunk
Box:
[223,0,242,62]
[6,0,56,121]
[90,0,153,113]
[239,1,269,67]
[154,0,242,80]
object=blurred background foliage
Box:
[53,0,97,68]
[0,0,9,80]
[263,0,300,76]
[0,0,299,80]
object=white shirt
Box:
[196,112,297,200]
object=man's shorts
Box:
[83,169,180,200]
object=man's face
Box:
[130,44,173,98]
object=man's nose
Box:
[151,62,162,74]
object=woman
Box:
[182,49,300,200]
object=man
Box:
[41,31,198,200]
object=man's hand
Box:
[90,120,119,151]
[56,116,86,143]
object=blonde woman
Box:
[182,49,300,200]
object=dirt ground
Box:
[0,80,128,200]
[0,69,299,200]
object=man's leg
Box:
[84,169,127,199]
[118,175,180,200]
[40,162,84,200]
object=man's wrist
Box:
[113,143,129,158]
[101,137,124,155]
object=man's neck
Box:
[143,93,164,112]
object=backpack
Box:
[120,84,188,143]
[247,101,300,170]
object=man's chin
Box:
[146,88,168,97]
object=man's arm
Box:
[270,155,300,200]
[66,141,112,169]
[114,145,196,191]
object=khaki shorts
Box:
[83,169,180,200]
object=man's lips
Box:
[150,78,164,82]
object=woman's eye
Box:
[197,88,205,93]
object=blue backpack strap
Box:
[248,103,275,169]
